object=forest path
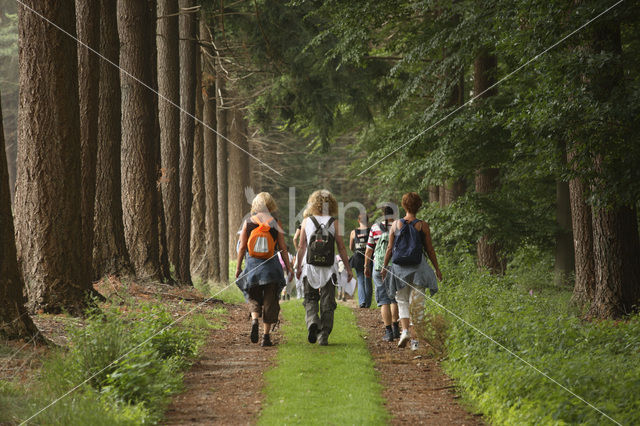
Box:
[352,304,484,425]
[163,304,277,425]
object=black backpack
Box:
[306,216,336,266]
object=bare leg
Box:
[251,312,260,320]
[263,322,272,334]
[380,304,391,326]
[400,317,410,331]
[390,303,399,323]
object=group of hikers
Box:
[235,190,442,349]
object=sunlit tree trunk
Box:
[117,0,161,280]
[228,105,251,256]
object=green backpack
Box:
[374,222,390,271]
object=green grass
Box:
[259,300,389,425]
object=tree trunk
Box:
[94,0,133,279]
[568,149,595,308]
[473,49,502,274]
[157,0,180,272]
[227,105,251,256]
[216,69,229,283]
[148,0,173,283]
[177,0,197,285]
[76,0,101,283]
[586,19,640,318]
[201,21,220,281]
[190,38,206,277]
[0,90,39,339]
[554,178,575,286]
[443,179,465,206]
[15,1,91,314]
[428,185,439,204]
[117,0,161,281]
[475,168,504,274]
[438,185,447,208]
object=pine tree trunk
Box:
[117,0,161,281]
[148,0,173,283]
[438,186,446,208]
[76,0,101,282]
[216,69,229,283]
[568,149,595,308]
[201,21,220,281]
[157,0,180,272]
[0,90,39,339]
[15,1,91,314]
[473,49,503,274]
[190,40,206,277]
[176,0,197,285]
[227,106,251,256]
[94,0,132,279]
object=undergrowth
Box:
[0,297,223,425]
[421,246,640,425]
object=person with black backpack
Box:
[295,190,352,346]
[236,192,293,347]
[349,212,372,308]
[364,205,400,342]
[381,192,443,351]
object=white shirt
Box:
[301,215,338,289]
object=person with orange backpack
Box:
[236,192,293,347]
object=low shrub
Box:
[423,250,640,425]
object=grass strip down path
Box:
[259,300,389,425]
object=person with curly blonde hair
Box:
[236,192,292,347]
[382,192,442,351]
[296,190,352,346]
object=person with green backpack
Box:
[365,205,400,342]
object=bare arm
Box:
[420,222,442,281]
[334,221,353,282]
[349,229,355,252]
[235,221,249,278]
[295,219,308,278]
[364,247,374,277]
[381,222,396,279]
[277,220,293,275]
[293,228,301,252]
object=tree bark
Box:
[568,148,595,308]
[201,21,220,281]
[94,0,133,279]
[216,68,229,283]
[15,1,91,314]
[157,0,180,272]
[76,0,101,282]
[554,178,575,286]
[438,185,447,208]
[586,19,640,318]
[190,36,206,277]
[117,0,161,281]
[0,89,39,339]
[428,185,439,204]
[473,49,503,274]
[176,0,197,285]
[227,105,251,256]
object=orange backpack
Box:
[247,216,276,259]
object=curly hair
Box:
[306,189,339,217]
[401,192,422,214]
[251,192,278,214]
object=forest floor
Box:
[162,294,483,425]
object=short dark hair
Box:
[381,205,394,217]
[401,192,422,214]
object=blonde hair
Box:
[306,189,338,217]
[251,192,277,214]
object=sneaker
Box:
[397,330,410,348]
[392,322,401,339]
[410,339,419,351]
[382,328,394,342]
[318,334,329,346]
[250,321,259,344]
[307,323,318,344]
[261,334,273,347]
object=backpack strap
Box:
[326,217,336,229]
[309,216,322,230]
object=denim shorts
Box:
[373,269,396,306]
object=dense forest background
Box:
[1,0,640,340]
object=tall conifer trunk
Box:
[216,60,229,283]
[227,105,251,256]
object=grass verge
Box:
[259,300,388,425]
[0,295,225,425]
[421,248,640,425]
